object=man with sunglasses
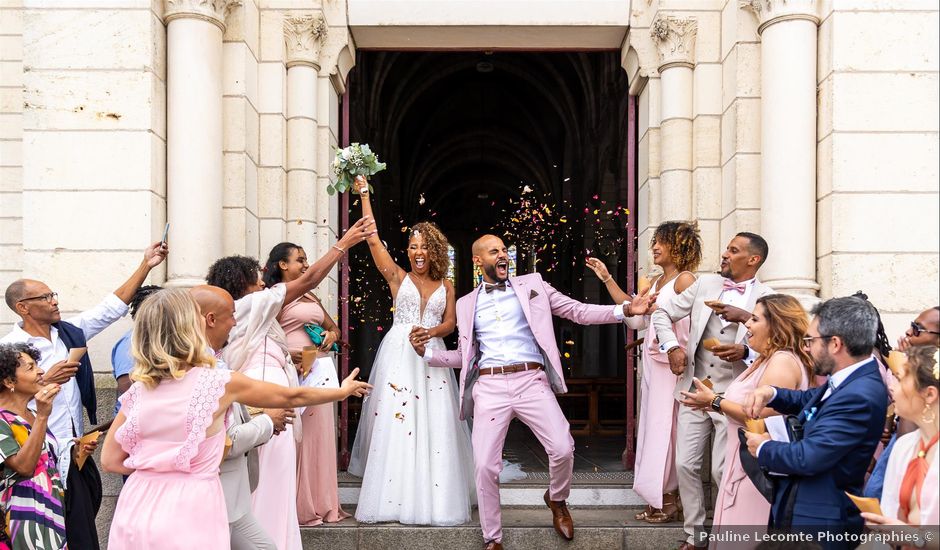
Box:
[1,241,168,550]
[897,306,940,351]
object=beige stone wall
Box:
[0,2,23,329]
[0,0,937,369]
[816,0,940,337]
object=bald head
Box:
[190,285,237,351]
[472,234,510,283]
[472,234,503,256]
[4,279,30,311]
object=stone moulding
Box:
[650,15,697,71]
[164,0,242,32]
[284,13,329,70]
[740,0,820,36]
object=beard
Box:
[483,263,508,282]
[812,350,837,377]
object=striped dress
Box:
[0,409,67,550]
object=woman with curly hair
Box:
[586,220,702,523]
[0,343,65,550]
[348,175,474,526]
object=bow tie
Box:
[484,281,507,294]
[722,279,748,294]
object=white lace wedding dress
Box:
[347,275,475,525]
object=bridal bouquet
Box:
[327,143,386,195]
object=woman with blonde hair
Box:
[680,293,813,535]
[863,345,939,548]
[101,289,371,549]
[587,220,702,523]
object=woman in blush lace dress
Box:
[347,175,474,526]
[100,289,371,550]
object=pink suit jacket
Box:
[427,272,622,419]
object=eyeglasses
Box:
[910,322,940,337]
[801,335,832,347]
[18,292,58,304]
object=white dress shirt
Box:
[718,277,756,328]
[424,280,626,365]
[1,293,128,454]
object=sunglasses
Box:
[910,322,940,337]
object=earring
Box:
[923,403,937,425]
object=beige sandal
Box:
[634,505,655,520]
[645,492,682,524]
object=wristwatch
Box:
[711,395,725,414]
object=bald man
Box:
[411,234,644,550]
[189,285,285,550]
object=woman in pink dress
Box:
[680,293,813,538]
[100,289,371,550]
[587,221,702,523]
[863,345,938,548]
[264,242,351,526]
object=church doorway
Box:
[338,51,637,479]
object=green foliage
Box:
[328,143,386,195]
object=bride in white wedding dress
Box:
[347,176,474,526]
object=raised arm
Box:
[356,175,406,291]
[113,241,168,304]
[585,258,630,304]
[222,368,371,411]
[283,216,376,305]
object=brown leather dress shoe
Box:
[543,490,574,540]
[483,542,503,550]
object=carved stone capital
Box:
[740,0,819,35]
[650,15,697,71]
[284,14,329,70]
[164,0,241,32]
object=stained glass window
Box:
[447,245,456,285]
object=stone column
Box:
[744,0,820,303]
[163,0,237,287]
[284,14,327,255]
[651,15,696,222]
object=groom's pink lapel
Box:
[510,276,534,327]
[462,283,485,365]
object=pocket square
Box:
[529,289,539,299]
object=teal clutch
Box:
[303,323,340,353]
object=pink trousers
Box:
[471,369,574,543]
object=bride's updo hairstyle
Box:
[410,221,450,281]
[131,288,216,389]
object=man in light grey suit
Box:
[190,285,292,550]
[651,232,773,550]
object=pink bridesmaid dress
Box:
[632,276,689,509]
[712,350,809,537]
[108,367,231,549]
[243,338,303,549]
[278,296,350,526]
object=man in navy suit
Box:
[743,296,888,549]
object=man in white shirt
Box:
[1,241,167,550]
[410,234,645,550]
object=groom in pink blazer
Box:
[410,235,640,550]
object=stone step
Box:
[299,508,685,550]
[338,483,644,507]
